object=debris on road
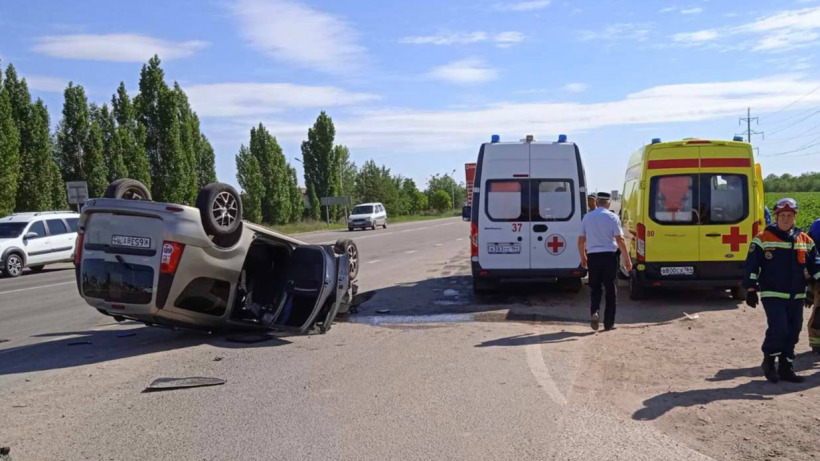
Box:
[683,312,699,321]
[143,377,226,393]
[67,341,92,346]
[0,446,10,461]
[213,356,224,362]
[0,339,8,343]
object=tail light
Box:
[636,223,646,263]
[160,241,185,274]
[470,222,478,257]
[74,233,84,266]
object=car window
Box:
[46,219,68,235]
[536,180,573,220]
[650,175,698,225]
[353,205,374,214]
[0,223,26,238]
[486,180,525,221]
[702,174,748,224]
[27,221,46,238]
[65,218,79,232]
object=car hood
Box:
[348,214,374,220]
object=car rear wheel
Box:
[29,265,45,272]
[3,253,23,277]
[371,222,376,230]
[103,179,152,201]
[196,182,243,247]
[383,220,388,229]
[472,277,495,294]
[629,270,648,300]
[334,238,359,280]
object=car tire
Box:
[472,277,495,294]
[196,182,243,247]
[348,226,354,232]
[103,178,152,201]
[334,238,359,280]
[29,265,45,272]
[629,270,648,300]
[383,220,388,229]
[3,253,24,278]
[371,222,376,230]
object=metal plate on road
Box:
[487,243,521,254]
[660,266,694,276]
[111,235,151,249]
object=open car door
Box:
[274,245,347,334]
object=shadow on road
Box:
[475,331,595,347]
[633,353,820,421]
[353,274,742,326]
[0,325,292,376]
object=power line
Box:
[761,134,820,157]
[760,83,820,122]
[765,108,820,136]
[763,121,820,143]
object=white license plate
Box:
[111,235,151,249]
[661,266,694,276]
[487,243,521,254]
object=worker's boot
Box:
[761,354,779,383]
[778,357,805,383]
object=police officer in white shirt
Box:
[577,192,632,331]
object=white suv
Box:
[0,211,80,277]
[348,203,387,231]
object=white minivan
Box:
[469,134,588,292]
[0,211,80,277]
[348,202,387,231]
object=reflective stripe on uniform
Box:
[796,293,807,300]
[758,242,793,249]
[760,291,791,299]
[749,273,758,280]
[814,272,820,280]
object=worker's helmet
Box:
[773,197,798,214]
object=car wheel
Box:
[348,227,353,232]
[29,265,45,272]
[473,277,495,294]
[629,270,648,300]
[103,178,152,201]
[3,253,24,278]
[371,222,376,230]
[196,182,243,247]
[383,220,388,229]
[334,238,359,280]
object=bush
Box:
[431,190,451,213]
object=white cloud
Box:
[659,6,678,13]
[494,1,551,11]
[427,59,499,84]
[25,75,68,93]
[231,0,366,73]
[562,83,588,93]
[400,31,524,47]
[672,6,820,52]
[680,7,702,14]
[579,23,652,42]
[32,34,207,62]
[185,83,379,117]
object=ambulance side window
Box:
[486,180,525,221]
[702,174,748,224]
[649,175,697,225]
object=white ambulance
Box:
[469,134,589,293]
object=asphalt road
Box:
[0,217,715,460]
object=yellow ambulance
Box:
[620,137,765,300]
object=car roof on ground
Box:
[0,211,80,223]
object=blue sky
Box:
[3,0,820,194]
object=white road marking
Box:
[0,281,75,296]
[525,342,567,406]
[404,250,417,254]
[434,243,443,247]
[456,238,464,241]
[368,260,382,264]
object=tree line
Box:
[764,172,820,193]
[0,56,217,216]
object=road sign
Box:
[465,163,476,206]
[66,181,89,205]
[320,196,351,206]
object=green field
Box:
[764,192,820,230]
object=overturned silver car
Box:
[74,179,359,334]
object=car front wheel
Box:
[3,253,24,277]
[334,238,359,280]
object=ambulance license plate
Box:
[660,266,694,276]
[488,243,521,254]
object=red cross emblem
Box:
[722,226,748,252]
[546,234,566,255]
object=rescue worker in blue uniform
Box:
[744,198,820,383]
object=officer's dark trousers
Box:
[588,251,617,329]
[762,298,803,360]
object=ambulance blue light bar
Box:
[558,134,567,142]
[491,134,500,143]
[733,136,744,141]
[651,138,661,144]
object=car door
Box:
[529,143,580,270]
[276,246,336,334]
[45,218,75,262]
[477,143,531,270]
[23,220,51,265]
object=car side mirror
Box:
[462,205,471,221]
[24,232,38,240]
